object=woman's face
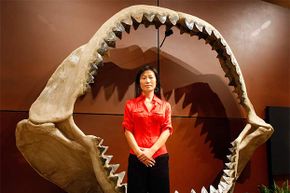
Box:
[140,70,157,94]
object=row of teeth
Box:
[95,139,238,193]
[97,139,127,193]
[175,141,238,193]
[85,7,247,106]
[98,140,127,193]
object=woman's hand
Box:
[137,148,156,167]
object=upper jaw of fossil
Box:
[14,4,274,193]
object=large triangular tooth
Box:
[169,14,179,25]
[89,69,97,77]
[230,140,237,147]
[91,63,98,71]
[228,147,235,153]
[190,189,196,193]
[174,191,179,193]
[121,18,132,33]
[223,169,234,177]
[226,154,236,162]
[221,175,233,183]
[225,162,234,169]
[203,25,212,36]
[225,46,232,56]
[98,145,108,154]
[104,32,117,48]
[185,18,194,30]
[97,41,109,56]
[131,12,143,23]
[210,185,218,193]
[116,171,126,185]
[112,23,125,39]
[95,52,103,65]
[211,30,220,40]
[144,12,155,22]
[201,186,208,193]
[156,14,167,24]
[115,184,127,193]
[103,155,113,165]
[218,184,223,193]
[219,181,229,190]
[110,164,120,173]
[131,16,141,30]
[194,22,203,32]
[88,74,94,84]
[220,38,227,47]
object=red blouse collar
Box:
[136,94,162,104]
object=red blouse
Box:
[122,94,173,158]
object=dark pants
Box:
[127,153,170,193]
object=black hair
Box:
[135,65,161,98]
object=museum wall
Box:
[1,1,289,193]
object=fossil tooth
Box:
[219,181,229,190]
[203,25,212,36]
[174,191,179,193]
[144,12,155,22]
[211,30,220,40]
[221,175,232,183]
[103,155,113,165]
[201,186,208,193]
[226,154,237,162]
[110,164,120,173]
[117,171,126,185]
[225,162,234,169]
[190,189,196,193]
[97,41,109,56]
[157,14,167,24]
[220,38,227,47]
[185,18,194,30]
[98,145,108,154]
[210,185,218,193]
[88,75,94,84]
[223,169,234,177]
[194,22,203,32]
[89,69,97,77]
[228,147,235,153]
[112,23,125,39]
[168,14,179,25]
[104,33,117,48]
[218,184,223,192]
[131,12,143,23]
[225,46,232,56]
[91,63,98,70]
[131,16,141,30]
[121,18,132,33]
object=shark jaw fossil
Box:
[15,5,274,193]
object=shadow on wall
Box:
[78,45,250,188]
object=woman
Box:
[122,65,173,193]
